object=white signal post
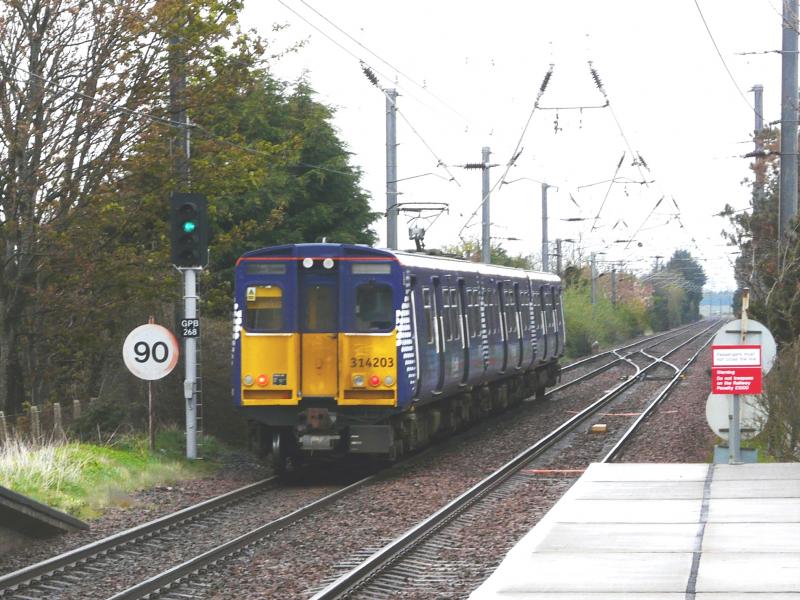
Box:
[183,268,198,460]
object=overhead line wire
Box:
[296,0,469,123]
[456,64,555,240]
[693,0,764,121]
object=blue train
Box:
[232,243,565,472]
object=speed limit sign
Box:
[123,324,180,380]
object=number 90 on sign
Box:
[123,324,180,380]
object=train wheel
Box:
[271,430,296,476]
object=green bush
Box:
[563,287,650,358]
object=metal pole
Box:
[753,84,764,204]
[184,269,197,459]
[730,288,751,465]
[386,89,398,250]
[779,3,798,241]
[555,239,562,276]
[541,183,549,272]
[611,265,617,306]
[590,252,597,306]
[481,146,491,264]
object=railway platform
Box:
[0,484,87,552]
[470,462,800,599]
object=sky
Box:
[241,0,785,291]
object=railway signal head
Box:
[170,192,208,268]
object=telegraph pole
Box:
[752,84,765,206]
[386,88,398,250]
[611,264,618,306]
[780,2,799,241]
[590,252,597,306]
[555,239,563,276]
[541,183,550,272]
[481,146,491,263]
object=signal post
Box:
[169,192,209,459]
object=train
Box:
[231,243,566,472]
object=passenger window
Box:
[506,289,517,335]
[450,289,461,341]
[355,282,394,332]
[304,284,337,332]
[469,290,479,338]
[442,288,452,341]
[422,288,434,344]
[245,285,283,331]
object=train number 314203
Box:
[350,357,394,368]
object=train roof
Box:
[238,243,561,283]
[391,249,561,283]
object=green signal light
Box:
[182,221,197,234]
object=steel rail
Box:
[309,322,719,599]
[559,321,704,374]
[601,325,720,463]
[0,477,277,594]
[548,320,716,396]
[107,474,378,600]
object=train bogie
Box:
[232,243,565,470]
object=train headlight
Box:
[302,257,314,268]
[323,258,334,269]
[352,374,365,387]
[384,375,394,387]
[369,375,381,387]
[243,374,254,387]
[256,374,269,387]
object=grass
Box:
[0,428,223,519]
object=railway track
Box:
[308,320,721,599]
[69,321,718,599]
[0,321,721,599]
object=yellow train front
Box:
[232,243,565,472]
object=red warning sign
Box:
[711,345,763,395]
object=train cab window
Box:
[422,288,434,344]
[245,285,283,331]
[355,282,394,332]
[303,284,337,332]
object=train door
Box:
[431,277,446,393]
[538,285,549,360]
[498,282,509,372]
[513,282,524,369]
[457,279,469,385]
[299,265,338,397]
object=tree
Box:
[6,7,380,412]
[442,239,535,268]
[665,250,706,322]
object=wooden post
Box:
[73,399,81,420]
[53,402,65,440]
[0,411,8,444]
[30,405,41,442]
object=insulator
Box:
[539,66,554,93]
[463,163,485,170]
[616,152,625,169]
[361,63,379,87]
[638,152,649,170]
